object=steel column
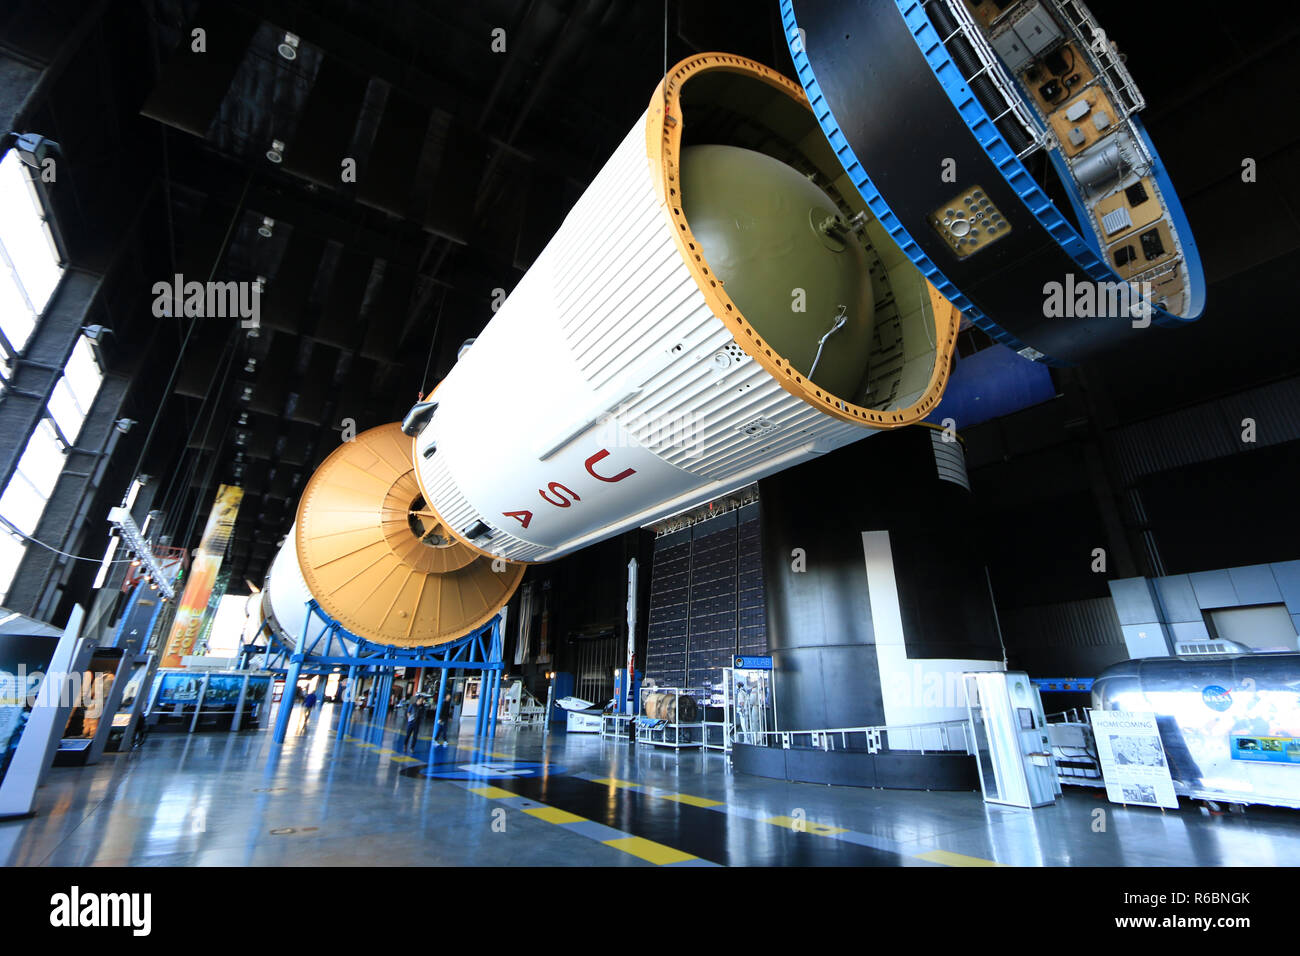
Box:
[336,664,358,741]
[231,673,250,731]
[272,655,303,743]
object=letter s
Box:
[539,482,580,508]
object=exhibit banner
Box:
[192,566,232,655]
[161,484,243,667]
[1090,710,1179,810]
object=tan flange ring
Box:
[646,52,960,428]
[295,422,525,646]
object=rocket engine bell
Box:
[410,53,961,566]
[262,423,524,649]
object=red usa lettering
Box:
[502,448,637,530]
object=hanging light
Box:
[266,140,284,164]
[277,32,300,61]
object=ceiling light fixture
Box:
[266,140,285,164]
[277,32,300,61]
[258,217,275,238]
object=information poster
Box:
[155,672,204,706]
[0,635,58,788]
[1090,710,1179,809]
[1231,734,1300,764]
[202,675,245,709]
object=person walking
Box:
[401,696,425,752]
[434,689,455,745]
[299,686,318,731]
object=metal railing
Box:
[1055,0,1146,116]
[1046,706,1091,724]
[924,0,1050,158]
[1045,708,1103,783]
[737,718,974,756]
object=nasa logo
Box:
[1202,685,1232,711]
[419,760,561,779]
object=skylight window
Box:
[0,420,67,604]
[47,335,103,444]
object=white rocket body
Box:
[263,523,355,653]
[413,121,917,564]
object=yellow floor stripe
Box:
[915,849,1006,867]
[661,792,724,808]
[524,806,586,825]
[604,836,696,865]
[762,815,847,836]
[591,777,641,789]
[388,755,420,764]
[468,786,517,798]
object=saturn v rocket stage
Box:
[260,13,1202,674]
[258,52,962,650]
[245,1,1214,789]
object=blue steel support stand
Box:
[491,669,500,735]
[335,664,359,742]
[487,669,500,739]
[264,601,506,757]
[478,679,487,738]
[272,654,303,743]
[427,687,446,763]
[372,655,391,744]
[491,670,500,739]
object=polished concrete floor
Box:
[3,702,1299,866]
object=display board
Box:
[0,635,59,788]
[1090,710,1179,810]
[0,607,86,819]
[201,674,247,709]
[154,672,205,706]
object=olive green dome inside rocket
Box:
[679,144,875,399]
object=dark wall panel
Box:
[760,428,1002,730]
